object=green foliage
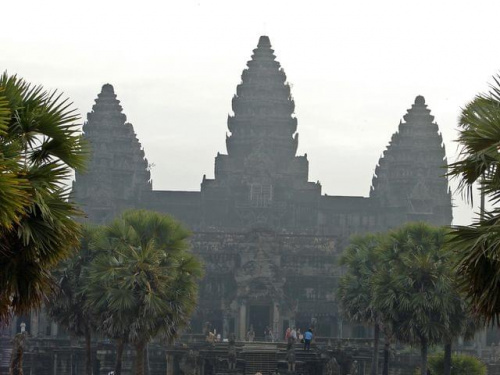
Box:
[0,72,87,323]
[85,210,203,374]
[369,222,470,375]
[426,353,486,375]
[338,233,381,324]
[48,225,101,335]
[447,74,500,325]
[373,223,458,346]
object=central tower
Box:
[200,36,321,230]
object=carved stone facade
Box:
[72,83,152,223]
[69,36,452,342]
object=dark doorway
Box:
[249,305,271,340]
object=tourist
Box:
[284,327,291,342]
[268,328,274,342]
[291,327,297,342]
[297,328,303,342]
[304,328,313,350]
[206,331,215,343]
[247,325,255,342]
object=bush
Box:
[426,353,486,375]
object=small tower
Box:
[72,84,152,223]
[370,96,452,228]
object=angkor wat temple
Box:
[1,36,454,374]
[72,35,452,339]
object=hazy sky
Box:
[3,0,500,225]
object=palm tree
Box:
[373,223,459,375]
[447,74,500,325]
[86,210,203,375]
[48,225,101,375]
[338,233,384,375]
[0,87,28,229]
[0,73,86,324]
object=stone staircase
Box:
[1,347,12,372]
[241,343,278,374]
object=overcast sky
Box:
[3,0,500,225]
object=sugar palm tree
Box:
[86,210,203,375]
[447,74,500,324]
[48,225,101,375]
[0,73,86,324]
[0,88,28,229]
[373,223,459,375]
[338,233,384,375]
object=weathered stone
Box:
[72,83,152,223]
[2,35,456,375]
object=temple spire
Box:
[370,96,452,227]
[201,36,320,230]
[72,84,152,223]
[222,35,300,177]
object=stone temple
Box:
[72,35,452,342]
[0,35,454,374]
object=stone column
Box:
[166,353,174,375]
[223,314,229,340]
[238,302,247,340]
[273,302,280,340]
[30,311,39,337]
[10,317,17,336]
[476,328,488,357]
[51,321,58,337]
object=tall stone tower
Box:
[200,36,321,230]
[72,84,152,223]
[370,96,452,228]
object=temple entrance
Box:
[249,304,271,341]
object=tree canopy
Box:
[447,74,500,325]
[0,73,86,323]
[85,210,203,375]
[340,223,472,375]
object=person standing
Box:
[284,327,291,342]
[303,328,313,350]
[291,327,297,342]
[247,325,255,342]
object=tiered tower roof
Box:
[72,84,151,223]
[213,36,308,185]
[370,96,452,226]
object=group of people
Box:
[246,325,276,342]
[284,326,314,350]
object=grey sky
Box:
[3,0,500,225]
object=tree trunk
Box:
[371,323,380,375]
[84,325,92,375]
[146,343,150,375]
[114,338,125,375]
[135,341,146,375]
[9,333,26,375]
[420,339,428,375]
[443,341,452,375]
[382,334,390,375]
